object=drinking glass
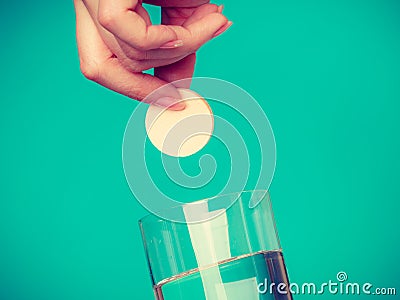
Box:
[139,190,292,300]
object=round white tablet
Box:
[145,88,214,157]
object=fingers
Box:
[98,0,180,50]
[93,60,184,108]
[212,20,233,38]
[154,4,231,89]
[154,5,204,87]
[182,12,228,48]
[161,6,199,26]
[75,0,184,109]
[144,0,210,7]
[140,9,229,60]
[181,3,220,26]
[119,53,189,73]
[85,0,230,61]
[75,0,232,110]
[155,53,196,88]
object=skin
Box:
[74,0,232,110]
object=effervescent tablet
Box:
[145,88,214,157]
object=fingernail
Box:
[212,21,233,38]
[217,4,224,13]
[169,102,186,111]
[155,97,186,110]
[159,40,184,49]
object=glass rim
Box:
[138,189,270,225]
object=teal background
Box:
[1,0,399,299]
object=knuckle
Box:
[98,8,117,29]
[80,60,100,81]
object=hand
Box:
[74,0,232,110]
